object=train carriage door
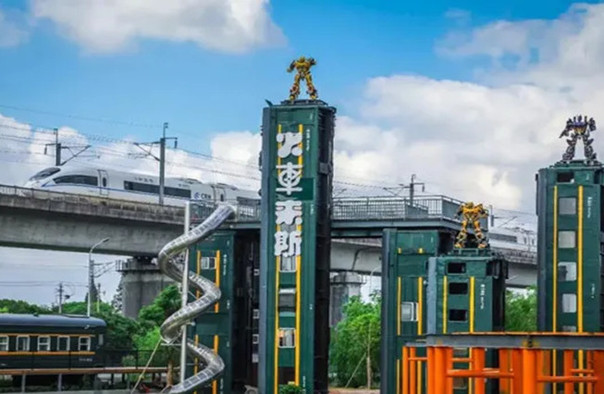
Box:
[212,185,226,203]
[98,170,109,196]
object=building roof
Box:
[0,314,106,328]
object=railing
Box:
[0,184,464,224]
[0,349,158,371]
[402,333,604,394]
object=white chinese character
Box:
[276,200,303,225]
[277,132,302,158]
[276,162,302,195]
[274,230,302,257]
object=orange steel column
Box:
[587,351,593,394]
[593,350,604,394]
[512,349,523,394]
[427,347,435,393]
[410,347,417,393]
[563,350,574,394]
[499,349,510,394]
[402,347,409,394]
[445,347,454,394]
[536,350,544,394]
[474,348,486,394]
[522,349,537,394]
[434,347,447,394]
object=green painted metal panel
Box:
[259,101,335,394]
[537,161,604,333]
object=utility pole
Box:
[44,127,92,166]
[97,283,101,314]
[132,122,176,205]
[88,238,109,317]
[57,282,64,313]
[406,174,425,206]
[159,122,168,205]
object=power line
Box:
[0,103,161,129]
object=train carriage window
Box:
[30,167,60,181]
[0,336,7,352]
[37,336,50,352]
[78,337,91,352]
[58,336,70,351]
[124,181,159,194]
[16,336,29,352]
[164,186,191,198]
[54,175,98,186]
[278,328,296,348]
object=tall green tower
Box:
[259,99,335,394]
[536,115,603,333]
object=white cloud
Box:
[31,0,285,54]
[0,8,28,48]
[329,3,604,210]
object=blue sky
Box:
[2,0,604,304]
[0,0,594,152]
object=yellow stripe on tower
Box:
[443,276,448,334]
[578,185,585,394]
[553,185,558,332]
[397,277,402,336]
[214,250,221,313]
[417,277,423,335]
[295,225,302,385]
[212,335,219,394]
[578,185,583,332]
[470,277,475,333]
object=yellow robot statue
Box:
[287,56,318,101]
[454,202,489,249]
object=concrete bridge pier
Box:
[329,272,364,326]
[117,257,170,319]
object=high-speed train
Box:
[23,165,260,207]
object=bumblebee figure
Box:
[454,202,489,249]
[559,115,597,162]
[287,56,318,101]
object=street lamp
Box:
[88,237,110,317]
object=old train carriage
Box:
[0,314,106,370]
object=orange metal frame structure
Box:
[401,333,604,394]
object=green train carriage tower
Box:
[536,115,604,334]
[259,57,335,394]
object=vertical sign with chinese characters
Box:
[260,100,335,394]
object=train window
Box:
[201,256,216,270]
[558,262,577,281]
[165,186,191,198]
[58,336,70,351]
[562,294,577,313]
[280,256,296,272]
[401,302,418,322]
[102,178,107,187]
[30,167,60,181]
[0,336,7,351]
[278,328,296,348]
[124,181,159,194]
[37,336,50,352]
[78,337,91,352]
[278,288,296,310]
[559,197,577,215]
[54,175,98,186]
[16,336,30,352]
[558,231,576,248]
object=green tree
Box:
[138,285,180,330]
[279,383,303,394]
[505,287,537,331]
[0,299,50,314]
[330,295,381,388]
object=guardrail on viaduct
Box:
[0,184,466,224]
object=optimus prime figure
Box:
[454,202,489,249]
[559,115,597,162]
[287,56,318,101]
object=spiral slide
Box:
[156,204,235,394]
